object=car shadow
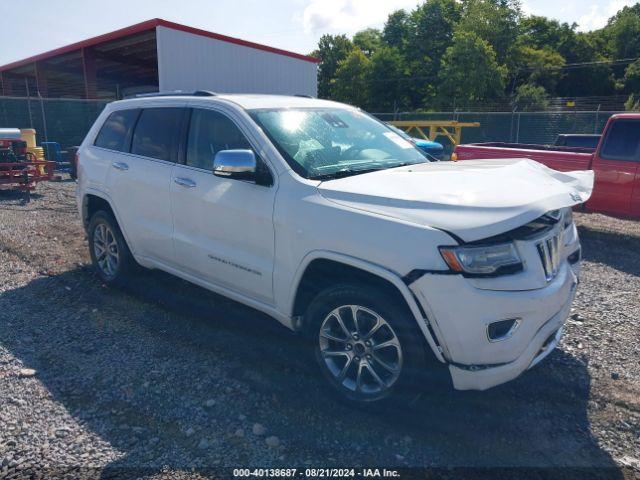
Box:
[0,267,625,478]
[578,224,640,277]
[0,189,44,203]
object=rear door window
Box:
[131,108,184,162]
[94,109,139,152]
[600,120,640,162]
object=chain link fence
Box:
[0,96,623,156]
[374,110,620,155]
[0,96,108,149]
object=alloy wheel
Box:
[318,305,403,398]
[93,223,119,279]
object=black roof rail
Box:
[193,90,218,97]
[132,90,218,99]
[294,94,314,98]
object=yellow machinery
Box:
[20,129,46,161]
[20,129,47,174]
[390,120,480,146]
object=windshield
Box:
[249,108,428,179]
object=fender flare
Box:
[82,188,137,258]
[288,250,445,363]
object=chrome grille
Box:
[536,233,561,281]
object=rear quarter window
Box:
[600,120,640,162]
[94,109,140,152]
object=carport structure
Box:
[0,22,159,100]
[0,19,318,100]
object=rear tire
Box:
[88,210,134,285]
[305,283,432,405]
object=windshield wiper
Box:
[388,160,429,168]
[309,167,384,181]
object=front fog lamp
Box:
[487,318,521,342]
[439,243,523,276]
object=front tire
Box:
[88,210,134,285]
[305,284,430,404]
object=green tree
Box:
[515,83,549,111]
[624,59,640,93]
[515,14,613,96]
[368,46,409,112]
[556,34,613,97]
[353,28,382,57]
[313,34,353,99]
[519,15,567,50]
[516,46,566,93]
[625,94,640,111]
[408,0,462,68]
[438,31,507,107]
[382,10,411,50]
[332,49,372,108]
[405,0,462,106]
[312,0,639,109]
[593,6,640,96]
[457,0,522,66]
[604,5,640,59]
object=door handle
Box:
[113,162,129,171]
[174,177,197,188]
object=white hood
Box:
[317,158,594,242]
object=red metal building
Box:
[0,19,319,100]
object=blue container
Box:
[414,139,444,161]
[41,142,64,163]
[387,124,445,161]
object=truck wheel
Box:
[88,210,134,285]
[305,284,430,404]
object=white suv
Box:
[77,92,593,404]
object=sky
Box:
[0,0,638,67]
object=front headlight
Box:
[439,243,523,276]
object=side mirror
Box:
[213,149,272,186]
[213,149,256,180]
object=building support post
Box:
[34,62,49,97]
[82,47,97,99]
[25,78,34,128]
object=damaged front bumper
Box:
[447,289,574,391]
[409,254,579,391]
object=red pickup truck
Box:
[453,113,640,219]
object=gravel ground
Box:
[0,178,638,479]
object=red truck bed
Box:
[453,114,640,219]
